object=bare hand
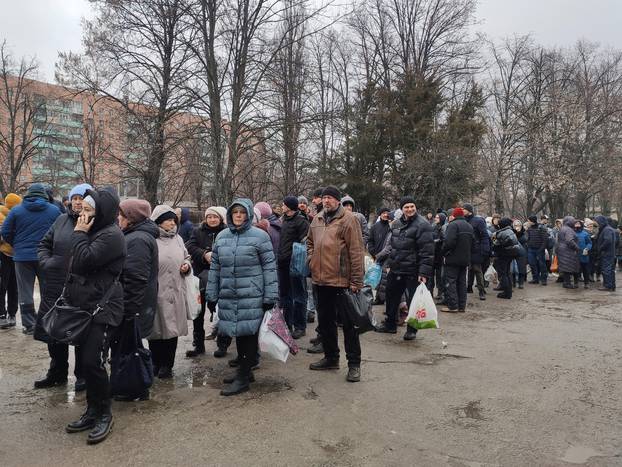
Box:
[75,213,94,233]
[418,276,427,284]
[350,285,360,293]
[180,263,190,274]
[204,251,212,263]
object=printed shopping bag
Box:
[185,273,202,320]
[259,310,290,362]
[406,283,439,330]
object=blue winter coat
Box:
[206,199,278,337]
[575,229,592,264]
[178,208,194,243]
[595,216,618,260]
[466,214,491,264]
[1,197,61,262]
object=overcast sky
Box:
[1,0,621,82]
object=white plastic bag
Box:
[484,264,498,285]
[185,274,202,320]
[406,283,439,329]
[258,310,289,362]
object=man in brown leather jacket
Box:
[307,186,365,382]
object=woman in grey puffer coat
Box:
[207,199,278,397]
[556,216,581,289]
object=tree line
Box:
[1,0,621,220]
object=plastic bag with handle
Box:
[364,263,382,288]
[259,310,290,362]
[484,264,498,285]
[184,274,202,320]
[406,283,439,330]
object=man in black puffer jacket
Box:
[463,203,490,301]
[375,196,434,341]
[526,215,549,285]
[440,208,474,313]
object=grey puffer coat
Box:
[556,216,580,273]
[206,199,278,337]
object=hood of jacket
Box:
[341,195,355,209]
[594,215,609,230]
[124,218,160,238]
[563,216,576,228]
[227,198,254,233]
[85,187,120,233]
[22,196,50,212]
[151,204,176,224]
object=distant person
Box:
[0,193,22,329]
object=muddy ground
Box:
[0,281,621,466]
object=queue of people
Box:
[0,181,619,446]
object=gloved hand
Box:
[207,301,217,313]
[262,303,274,312]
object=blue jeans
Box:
[15,261,43,329]
[600,255,616,290]
[527,249,547,283]
[278,265,308,332]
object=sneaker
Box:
[346,367,361,382]
[0,316,16,329]
[291,329,306,340]
[309,358,339,371]
[22,326,34,335]
[439,307,458,313]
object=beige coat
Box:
[149,225,191,340]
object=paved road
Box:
[0,281,621,466]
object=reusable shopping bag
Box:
[289,242,310,277]
[259,310,290,362]
[185,273,202,320]
[364,263,382,288]
[267,306,299,355]
[338,286,375,334]
[406,283,439,330]
[110,319,154,396]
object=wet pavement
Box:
[0,281,621,466]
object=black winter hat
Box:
[283,196,299,211]
[463,203,475,215]
[321,186,342,201]
[312,187,325,198]
[399,196,416,209]
[499,217,513,229]
[377,207,390,216]
[528,215,538,224]
[155,210,178,225]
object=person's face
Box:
[82,203,95,219]
[493,217,500,226]
[160,218,176,232]
[426,213,433,220]
[281,203,294,216]
[206,213,221,228]
[298,202,307,212]
[312,196,322,207]
[118,213,130,231]
[272,205,283,216]
[575,222,581,230]
[380,211,390,221]
[71,195,83,213]
[231,206,247,226]
[434,214,441,224]
[402,203,416,218]
[513,221,522,231]
[322,195,340,212]
[542,218,549,225]
[556,221,562,229]
[343,203,353,212]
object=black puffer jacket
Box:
[186,222,225,279]
[387,213,434,277]
[492,226,520,258]
[277,211,309,268]
[34,210,79,342]
[368,219,391,257]
[442,216,474,267]
[122,218,159,337]
[526,224,548,250]
[465,214,490,264]
[66,188,127,327]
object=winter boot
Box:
[403,327,417,341]
[220,368,251,396]
[223,370,255,384]
[186,345,206,358]
[309,358,340,370]
[34,374,68,389]
[87,402,113,444]
[66,405,99,433]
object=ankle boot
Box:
[87,411,114,444]
[66,405,99,433]
[220,370,250,396]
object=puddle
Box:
[560,446,603,464]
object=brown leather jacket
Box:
[307,206,365,288]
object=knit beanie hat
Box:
[283,196,299,211]
[83,195,96,210]
[205,206,227,222]
[377,207,390,216]
[312,188,324,198]
[255,201,273,220]
[528,215,537,224]
[321,186,341,201]
[119,199,152,224]
[68,183,93,201]
[298,196,309,206]
[25,183,48,200]
[453,207,465,217]
[463,203,475,215]
[5,193,22,209]
[499,217,513,229]
[399,196,416,209]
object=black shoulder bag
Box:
[41,262,119,346]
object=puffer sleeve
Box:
[257,230,278,304]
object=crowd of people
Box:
[0,182,620,444]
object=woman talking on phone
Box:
[63,188,126,445]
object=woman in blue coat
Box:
[206,199,278,396]
[574,220,592,288]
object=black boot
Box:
[220,369,250,396]
[223,370,255,384]
[309,358,340,370]
[87,409,114,444]
[34,374,67,389]
[66,405,98,433]
[403,327,417,341]
[186,346,205,358]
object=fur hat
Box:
[119,199,152,224]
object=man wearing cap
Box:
[278,196,310,338]
[439,207,474,313]
[2,183,60,334]
[341,195,369,246]
[375,196,434,340]
[526,215,549,285]
[307,186,365,382]
[463,203,490,301]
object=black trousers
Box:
[192,300,207,350]
[79,323,111,413]
[235,333,259,373]
[579,262,591,283]
[316,285,361,367]
[47,342,82,380]
[468,263,486,292]
[430,263,444,297]
[0,253,18,317]
[149,337,178,370]
[385,273,418,333]
[444,265,467,310]
[495,257,513,298]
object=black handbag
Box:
[110,318,154,396]
[338,285,375,334]
[41,264,119,346]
